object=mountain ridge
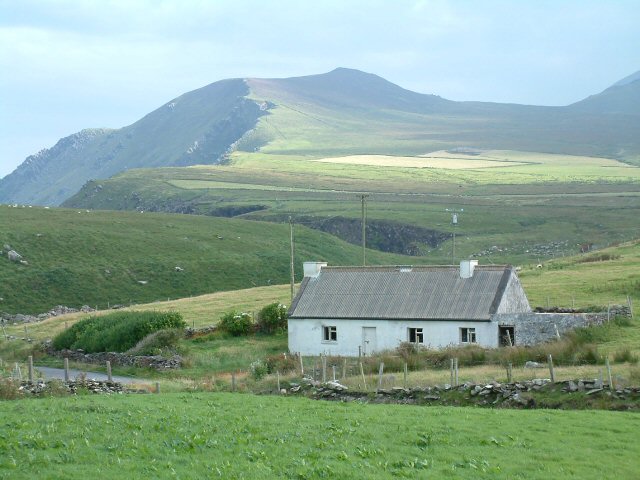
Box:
[2,68,639,206]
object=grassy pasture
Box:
[0,206,412,314]
[1,393,639,479]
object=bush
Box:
[257,303,288,334]
[265,353,297,374]
[52,311,185,353]
[249,359,268,380]
[219,311,253,336]
[126,328,185,356]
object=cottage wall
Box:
[495,274,532,314]
[494,313,592,345]
[288,318,498,356]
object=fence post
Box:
[332,365,336,382]
[507,362,513,383]
[454,358,459,386]
[276,371,281,393]
[342,358,347,380]
[547,354,555,383]
[299,354,304,376]
[359,362,367,391]
[450,358,454,387]
[321,356,327,382]
[155,382,160,394]
[1,323,7,339]
[606,357,614,390]
[231,373,237,392]
[28,355,33,383]
[628,296,634,320]
[377,362,384,393]
[64,357,70,382]
[106,361,112,382]
[403,362,408,388]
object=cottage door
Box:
[362,327,377,355]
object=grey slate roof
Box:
[289,265,513,321]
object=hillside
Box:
[569,71,640,116]
[0,206,414,314]
[2,68,640,206]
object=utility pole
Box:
[289,216,295,303]
[446,208,463,265]
[360,194,369,266]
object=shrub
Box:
[126,328,185,356]
[613,348,639,364]
[265,353,296,374]
[249,359,268,380]
[257,303,288,334]
[52,311,185,353]
[219,311,253,336]
[0,378,22,400]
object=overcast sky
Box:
[1,0,638,178]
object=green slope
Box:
[0,206,414,314]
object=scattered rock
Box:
[7,250,22,262]
[525,361,544,368]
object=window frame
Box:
[408,327,424,344]
[460,327,477,344]
[322,325,337,342]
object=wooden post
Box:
[332,365,336,382]
[403,362,408,388]
[28,355,33,383]
[64,357,70,382]
[276,371,281,393]
[342,358,347,380]
[155,382,160,394]
[299,354,304,376]
[321,355,327,382]
[606,357,614,390]
[231,373,237,392]
[376,362,384,393]
[607,303,611,322]
[359,362,366,391]
[454,357,459,387]
[1,323,7,339]
[628,296,634,320]
[506,363,513,383]
[450,358,454,386]
[313,359,317,381]
[547,354,555,383]
[14,362,22,380]
[106,361,112,382]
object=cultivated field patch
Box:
[312,153,528,169]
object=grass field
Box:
[0,206,413,314]
[1,393,639,479]
[64,146,640,268]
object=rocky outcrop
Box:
[14,379,145,396]
[1,305,95,324]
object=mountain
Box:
[2,68,640,206]
[569,70,640,115]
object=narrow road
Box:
[35,366,147,384]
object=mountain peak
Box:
[612,70,640,87]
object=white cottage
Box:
[288,260,532,356]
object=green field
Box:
[64,149,640,268]
[0,206,413,314]
[0,393,638,479]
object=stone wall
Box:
[47,347,182,369]
[494,312,610,346]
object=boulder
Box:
[7,250,22,262]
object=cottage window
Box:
[460,327,476,344]
[322,326,337,342]
[408,327,424,344]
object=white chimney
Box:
[460,260,478,279]
[303,261,327,278]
